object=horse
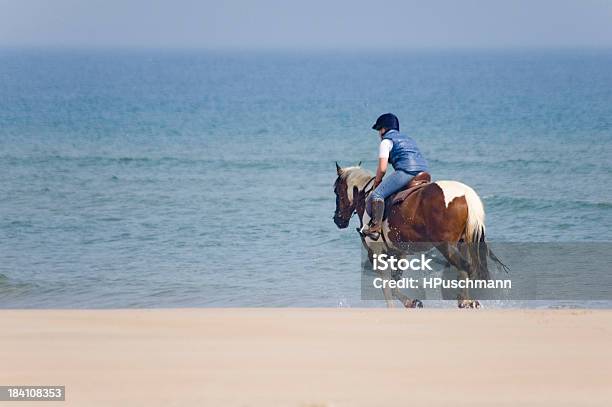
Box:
[333,162,508,308]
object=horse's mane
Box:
[340,166,374,199]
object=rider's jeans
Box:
[366,170,417,216]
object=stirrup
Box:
[359,225,380,241]
[366,231,380,241]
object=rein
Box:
[361,177,376,198]
[351,176,376,221]
[353,176,391,252]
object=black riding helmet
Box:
[372,113,399,132]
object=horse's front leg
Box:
[380,269,395,308]
[391,286,423,308]
[367,240,396,308]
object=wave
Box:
[484,195,612,211]
[430,157,560,166]
[429,158,612,174]
[0,154,322,169]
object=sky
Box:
[1,0,611,49]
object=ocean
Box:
[1,49,611,307]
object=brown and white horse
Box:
[333,162,507,308]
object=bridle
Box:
[336,174,391,250]
[349,176,376,221]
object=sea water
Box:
[1,49,611,307]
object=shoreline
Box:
[1,308,611,406]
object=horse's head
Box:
[333,161,362,229]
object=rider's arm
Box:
[375,139,392,186]
[375,158,388,187]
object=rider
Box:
[362,113,429,240]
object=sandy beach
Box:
[1,308,611,406]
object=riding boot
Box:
[362,199,384,240]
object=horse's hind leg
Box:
[436,243,481,309]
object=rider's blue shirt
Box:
[382,130,429,173]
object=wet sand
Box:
[1,308,611,406]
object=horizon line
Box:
[2,44,612,53]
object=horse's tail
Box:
[461,184,490,280]
[460,184,511,278]
[467,229,490,280]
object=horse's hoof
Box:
[458,300,480,309]
[404,299,423,308]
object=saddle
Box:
[383,172,431,219]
